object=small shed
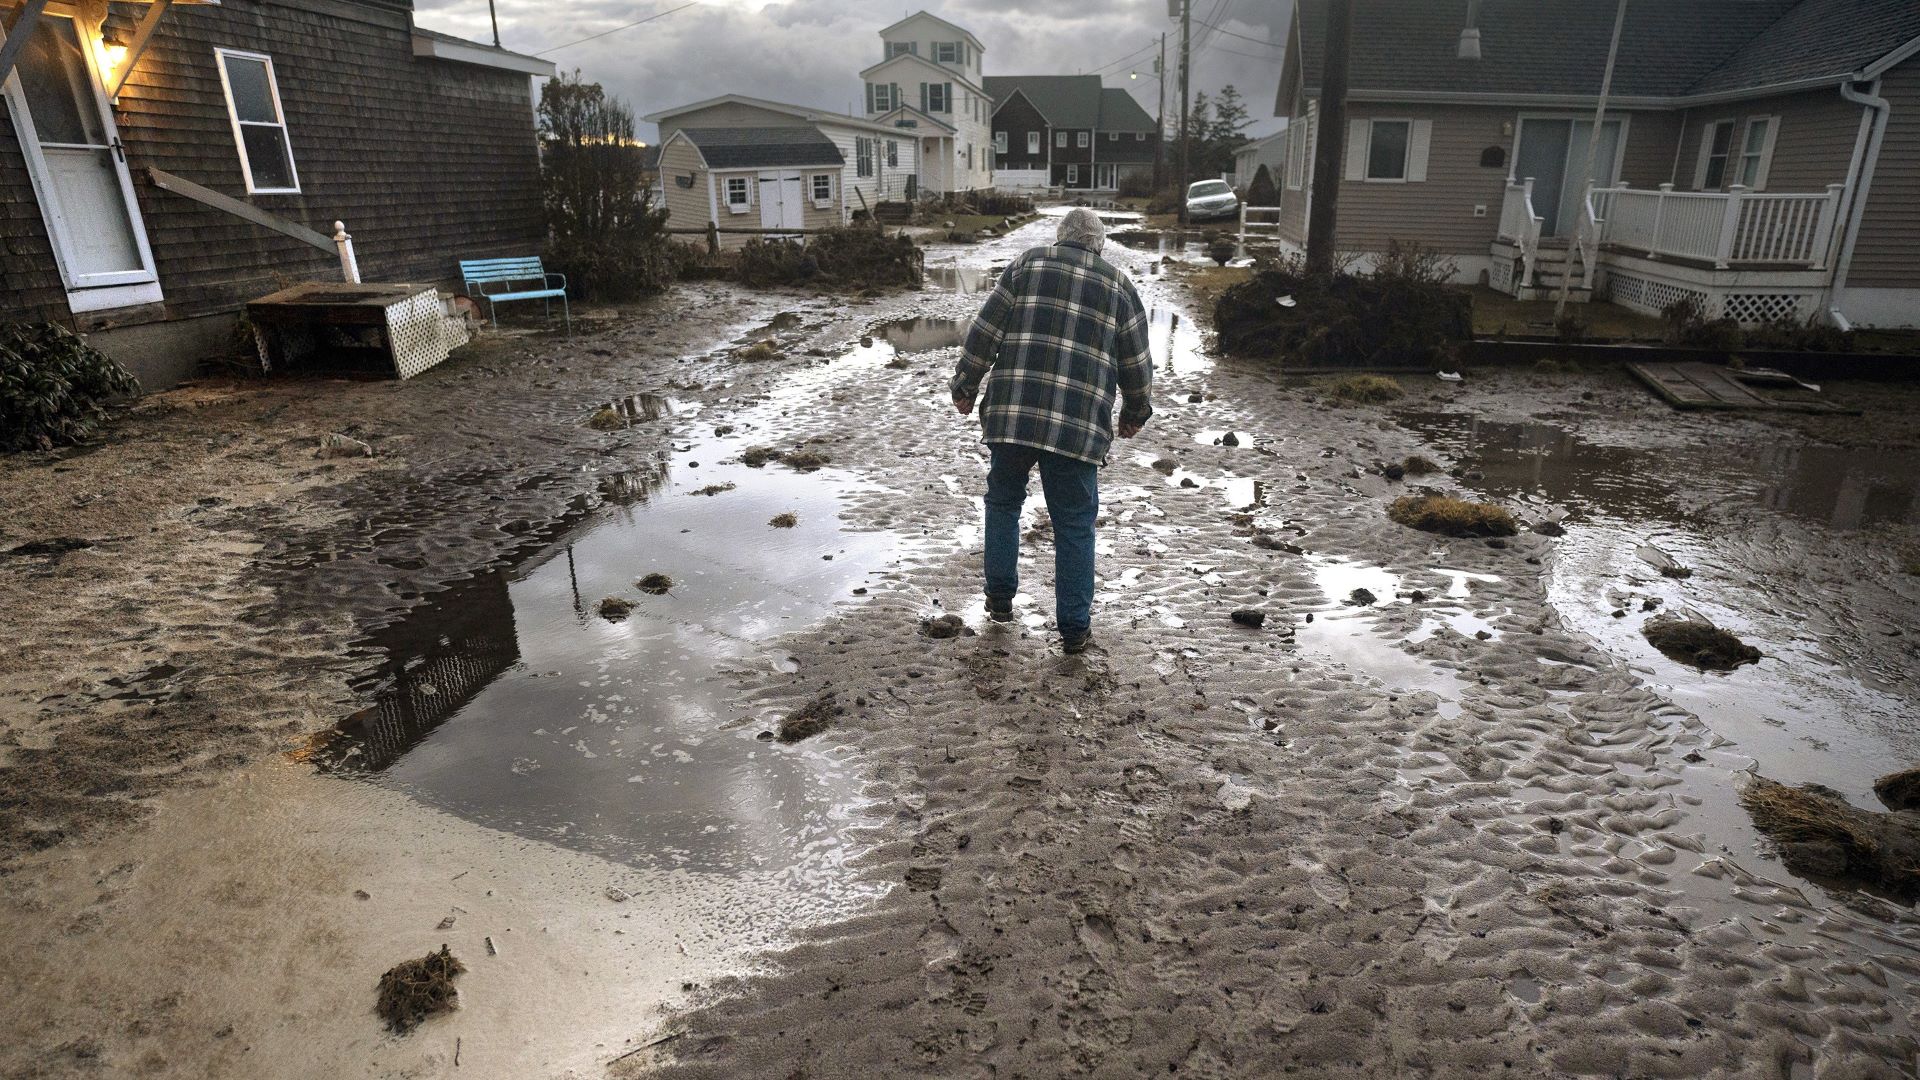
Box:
[657,127,847,250]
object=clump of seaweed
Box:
[1740,775,1920,899]
[769,512,798,528]
[1642,617,1760,671]
[738,339,781,361]
[375,945,465,1034]
[1326,374,1404,404]
[596,596,634,621]
[690,483,735,497]
[1401,455,1441,476]
[636,573,674,595]
[586,407,625,431]
[1387,495,1517,537]
[1876,767,1920,812]
[784,448,831,472]
[741,446,786,467]
[777,692,840,743]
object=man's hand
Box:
[954,396,974,416]
[1118,419,1143,439]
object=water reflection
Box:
[871,317,969,353]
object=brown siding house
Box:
[1274,0,1920,328]
[0,0,552,388]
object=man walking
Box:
[951,208,1154,654]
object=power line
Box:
[1088,38,1161,76]
[1193,18,1280,48]
[1200,41,1282,61]
[534,2,699,56]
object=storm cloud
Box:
[415,0,1291,142]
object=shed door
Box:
[3,14,159,293]
[758,170,804,236]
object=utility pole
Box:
[1155,34,1167,190]
[1178,0,1191,224]
[1556,0,1627,319]
[1304,0,1352,274]
[488,0,501,47]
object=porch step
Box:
[1515,285,1592,304]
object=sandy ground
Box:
[2,216,1917,1078]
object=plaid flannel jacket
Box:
[950,241,1154,465]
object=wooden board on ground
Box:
[1626,361,1856,413]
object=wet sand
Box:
[2,215,1917,1078]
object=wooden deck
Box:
[1627,361,1857,413]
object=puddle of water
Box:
[1146,307,1209,376]
[925,264,1001,294]
[871,317,968,353]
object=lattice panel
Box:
[1605,273,1711,318]
[384,290,458,380]
[1488,258,1513,294]
[1721,292,1807,325]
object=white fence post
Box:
[1649,182,1671,260]
[333,219,361,283]
[1810,183,1844,271]
[1714,185,1746,269]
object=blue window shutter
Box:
[920,83,928,113]
[865,83,875,113]
[944,83,952,112]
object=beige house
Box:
[646,95,918,219]
[861,11,994,195]
[1273,0,1920,328]
[655,127,846,252]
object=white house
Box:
[644,94,919,222]
[859,11,994,195]
[1233,128,1289,189]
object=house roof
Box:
[1234,130,1287,158]
[410,26,554,76]
[642,93,914,137]
[1285,0,1920,111]
[1097,88,1156,133]
[875,104,957,135]
[984,75,1103,128]
[879,10,985,52]
[677,127,845,169]
[858,52,988,95]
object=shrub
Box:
[1214,242,1470,366]
[736,225,922,289]
[0,322,140,452]
[1245,164,1279,209]
[1327,374,1403,403]
[538,73,677,300]
[1117,171,1157,198]
[1145,188,1182,216]
[1662,298,1852,353]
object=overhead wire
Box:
[534,1,700,56]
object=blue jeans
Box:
[984,443,1099,636]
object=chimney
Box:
[1458,0,1483,59]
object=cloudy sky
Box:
[416,0,1291,144]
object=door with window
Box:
[1095,163,1116,190]
[1513,117,1623,237]
[757,170,804,236]
[3,12,161,309]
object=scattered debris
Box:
[586,407,625,432]
[1437,371,1463,382]
[1150,458,1177,475]
[1401,455,1441,476]
[636,573,674,595]
[738,340,782,361]
[1,537,94,559]
[1327,375,1405,404]
[1873,768,1920,812]
[741,446,786,467]
[1347,588,1378,606]
[317,432,375,458]
[1220,432,1240,447]
[1251,534,1304,554]
[923,613,966,639]
[1230,609,1266,628]
[1642,617,1760,671]
[1387,495,1517,538]
[777,692,840,743]
[597,596,635,621]
[784,448,831,472]
[606,887,632,903]
[375,945,465,1034]
[1740,775,1920,899]
[1637,545,1692,578]
[1532,520,1567,537]
[769,512,798,528]
[713,424,736,437]
[690,483,735,496]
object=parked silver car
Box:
[1185,179,1241,222]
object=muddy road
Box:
[2,211,1917,1079]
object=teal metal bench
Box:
[459,256,569,334]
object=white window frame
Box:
[1066,163,1079,185]
[1136,132,1147,141]
[214,48,301,195]
[1737,116,1777,190]
[887,139,898,167]
[871,83,894,112]
[888,41,913,58]
[855,136,874,178]
[994,130,1007,154]
[934,41,959,64]
[1077,131,1089,148]
[725,175,751,213]
[926,82,950,113]
[1055,130,1067,148]
[1362,118,1412,182]
[1028,131,1041,154]
[1697,119,1735,190]
[1108,132,1118,142]
[811,172,834,207]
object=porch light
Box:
[95,39,129,76]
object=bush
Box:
[1214,241,1470,366]
[735,225,923,289]
[1246,164,1278,208]
[0,322,140,452]
[1117,171,1158,198]
[1662,298,1852,353]
[1326,374,1403,403]
[538,73,677,300]
[1146,188,1182,216]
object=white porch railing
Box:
[1588,183,1844,269]
[1498,178,1543,287]
[1238,203,1283,242]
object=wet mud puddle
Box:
[312,378,907,884]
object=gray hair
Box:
[1056,207,1106,253]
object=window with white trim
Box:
[1108,132,1118,141]
[215,49,299,193]
[925,83,950,113]
[812,173,833,204]
[856,136,874,177]
[1738,116,1775,188]
[1136,132,1147,141]
[1028,131,1041,154]
[868,82,895,112]
[1700,120,1734,189]
[888,41,913,58]
[1066,164,1079,184]
[725,176,750,212]
[935,41,959,64]
[994,130,1007,154]
[1055,131,1066,147]
[1077,131,1089,148]
[1364,119,1410,181]
[887,139,898,167]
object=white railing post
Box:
[1649,182,1671,260]
[1810,183,1844,271]
[1714,185,1746,268]
[333,220,361,283]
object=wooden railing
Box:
[1588,183,1843,269]
[1498,179,1544,287]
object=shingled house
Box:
[0,0,552,388]
[987,75,1158,193]
[1274,0,1920,327]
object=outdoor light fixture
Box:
[95,38,129,76]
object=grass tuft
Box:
[1387,495,1516,537]
[1327,374,1405,404]
[635,573,673,595]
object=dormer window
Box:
[934,41,960,64]
[888,41,915,58]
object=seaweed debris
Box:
[1387,495,1517,538]
[375,945,465,1034]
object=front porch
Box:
[1493,180,1846,325]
